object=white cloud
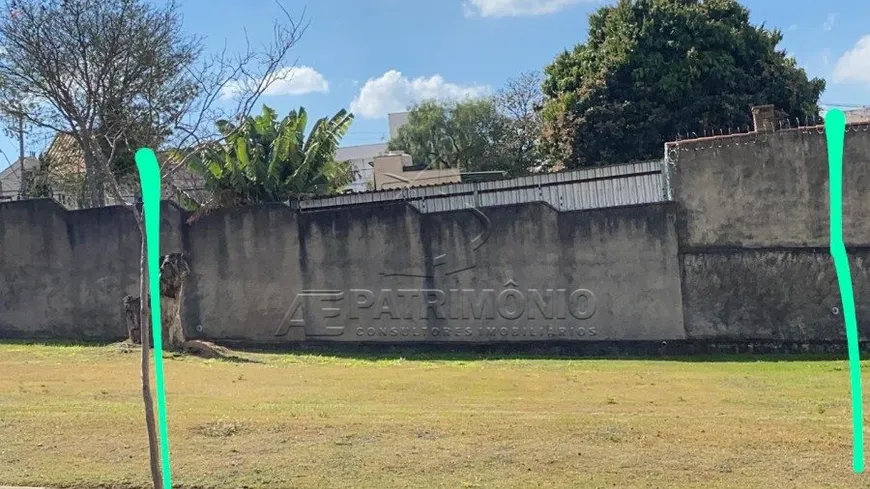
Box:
[833,36,870,84]
[350,70,490,119]
[823,13,838,32]
[220,66,328,100]
[463,0,590,17]
[787,24,798,32]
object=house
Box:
[41,133,90,208]
[14,133,130,208]
[0,156,40,202]
[2,110,410,207]
[28,133,210,209]
[0,134,97,207]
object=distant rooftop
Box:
[845,108,870,124]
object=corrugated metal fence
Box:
[5,160,670,213]
[297,160,669,213]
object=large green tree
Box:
[388,99,513,174]
[389,74,549,179]
[184,105,355,212]
[540,0,826,168]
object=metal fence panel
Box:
[299,160,669,214]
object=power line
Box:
[821,102,870,108]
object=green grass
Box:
[2,342,870,488]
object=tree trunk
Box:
[139,235,164,489]
[124,295,142,345]
[158,253,190,351]
[79,132,106,208]
[123,250,240,363]
[161,293,185,350]
[124,253,190,350]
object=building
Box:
[845,108,870,124]
[1,133,207,209]
[370,151,462,190]
[0,110,410,206]
[0,156,40,202]
[0,135,101,208]
[335,143,388,192]
[335,111,409,192]
[388,112,409,139]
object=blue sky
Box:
[2,0,870,170]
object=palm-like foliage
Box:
[184,105,356,211]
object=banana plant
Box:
[182,105,356,217]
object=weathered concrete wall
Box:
[0,199,186,340]
[669,124,870,342]
[667,123,870,248]
[7,119,870,348]
[0,198,685,344]
[182,201,685,344]
[181,203,431,343]
[681,249,870,341]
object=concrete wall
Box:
[0,199,186,340]
[668,123,870,248]
[0,198,684,344]
[668,123,870,341]
[680,250,870,341]
[4,122,870,347]
[182,201,684,344]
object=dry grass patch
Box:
[1,343,870,488]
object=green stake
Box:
[825,108,865,473]
[135,147,173,488]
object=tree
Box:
[0,1,307,487]
[387,98,515,175]
[0,0,201,207]
[21,150,86,205]
[388,85,550,179]
[185,105,356,213]
[540,0,826,168]
[494,71,548,172]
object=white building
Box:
[337,112,409,192]
[336,143,387,192]
[388,112,409,139]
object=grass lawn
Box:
[2,343,870,488]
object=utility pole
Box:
[17,109,25,198]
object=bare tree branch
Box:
[162,4,309,179]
